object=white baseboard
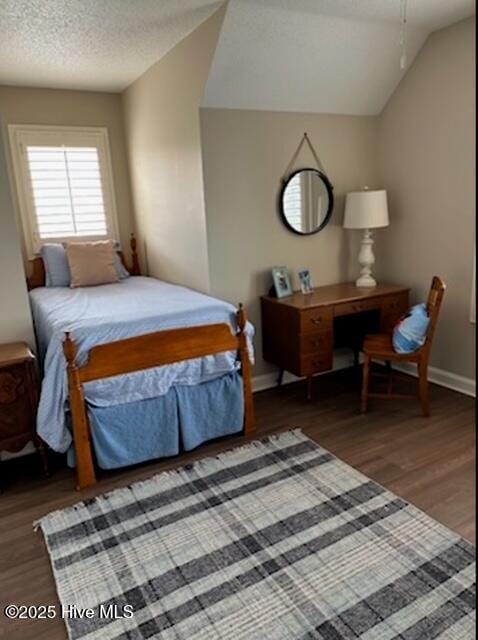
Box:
[393,363,476,398]
[253,353,476,398]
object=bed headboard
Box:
[26,234,141,290]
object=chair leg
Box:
[418,360,430,417]
[361,355,371,413]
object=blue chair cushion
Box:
[393,303,430,354]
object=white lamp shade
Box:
[343,189,389,229]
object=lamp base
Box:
[355,229,377,288]
[355,274,377,288]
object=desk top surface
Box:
[262,282,410,310]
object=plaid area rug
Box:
[36,430,476,640]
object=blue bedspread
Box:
[29,277,254,453]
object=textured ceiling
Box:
[0,0,475,114]
[244,0,476,30]
[0,0,222,91]
[203,0,475,114]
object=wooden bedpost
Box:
[63,333,97,490]
[130,233,140,275]
[237,304,255,435]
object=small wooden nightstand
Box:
[0,342,49,478]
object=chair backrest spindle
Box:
[423,276,446,355]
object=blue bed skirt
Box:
[68,372,244,469]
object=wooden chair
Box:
[361,276,446,416]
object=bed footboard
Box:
[63,305,255,490]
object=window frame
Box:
[8,124,120,257]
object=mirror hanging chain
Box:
[283,132,327,180]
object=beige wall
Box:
[0,85,135,253]
[200,108,380,374]
[378,17,476,380]
[0,121,34,344]
[122,6,226,292]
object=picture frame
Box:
[298,268,313,294]
[271,266,293,298]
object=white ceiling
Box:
[0,0,475,114]
[0,0,222,92]
[203,0,476,114]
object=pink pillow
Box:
[64,241,119,288]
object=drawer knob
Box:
[311,318,322,325]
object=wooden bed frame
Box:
[27,235,255,489]
[63,308,255,490]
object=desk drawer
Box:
[334,298,381,317]
[299,307,333,334]
[300,352,333,376]
[382,293,409,315]
[299,331,333,356]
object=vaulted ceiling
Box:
[0,0,474,114]
[203,0,475,114]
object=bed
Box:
[28,237,255,489]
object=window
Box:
[9,126,119,256]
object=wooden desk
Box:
[261,283,410,398]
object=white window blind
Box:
[9,126,119,256]
[27,145,107,239]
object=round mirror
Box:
[279,168,334,235]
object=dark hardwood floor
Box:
[0,368,475,639]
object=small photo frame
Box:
[272,266,293,298]
[298,268,313,294]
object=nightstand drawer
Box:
[0,342,49,476]
[0,342,39,457]
[299,331,333,356]
[299,307,333,334]
[0,365,32,441]
[300,352,333,376]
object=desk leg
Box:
[307,376,313,401]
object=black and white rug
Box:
[36,430,476,639]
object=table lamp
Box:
[343,188,389,287]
